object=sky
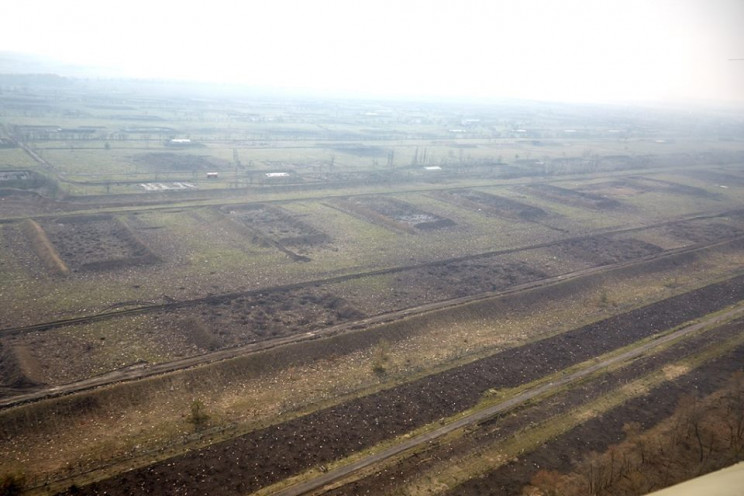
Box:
[1,0,743,104]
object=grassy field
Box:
[2,77,744,494]
[1,170,742,330]
[4,239,744,489]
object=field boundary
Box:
[3,207,744,338]
[2,233,744,409]
[19,218,69,276]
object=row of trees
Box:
[524,371,744,496]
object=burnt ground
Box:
[327,318,744,496]
[39,215,158,271]
[62,274,744,496]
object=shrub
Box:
[0,472,25,496]
[371,339,391,376]
[187,400,210,432]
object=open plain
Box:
[1,75,744,495]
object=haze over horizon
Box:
[2,0,744,105]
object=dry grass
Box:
[400,328,744,495]
[3,236,744,489]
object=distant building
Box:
[206,172,219,179]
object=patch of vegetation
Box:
[131,152,226,172]
[372,339,391,376]
[524,371,744,496]
[187,399,210,432]
[0,472,25,496]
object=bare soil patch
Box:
[130,152,228,172]
[663,220,744,245]
[215,203,328,261]
[629,176,718,198]
[677,169,744,187]
[573,179,648,198]
[64,275,744,496]
[39,215,159,272]
[160,288,365,350]
[549,235,663,267]
[220,204,329,248]
[575,177,716,200]
[2,287,367,386]
[332,196,455,233]
[388,259,547,303]
[329,144,387,157]
[520,184,622,210]
[432,189,548,221]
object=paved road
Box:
[272,305,744,496]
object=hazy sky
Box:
[2,0,743,103]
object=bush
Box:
[371,339,391,376]
[0,472,25,496]
[187,400,210,432]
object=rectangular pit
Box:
[221,204,330,247]
[433,189,548,221]
[520,184,622,210]
[333,196,455,233]
[37,215,159,272]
